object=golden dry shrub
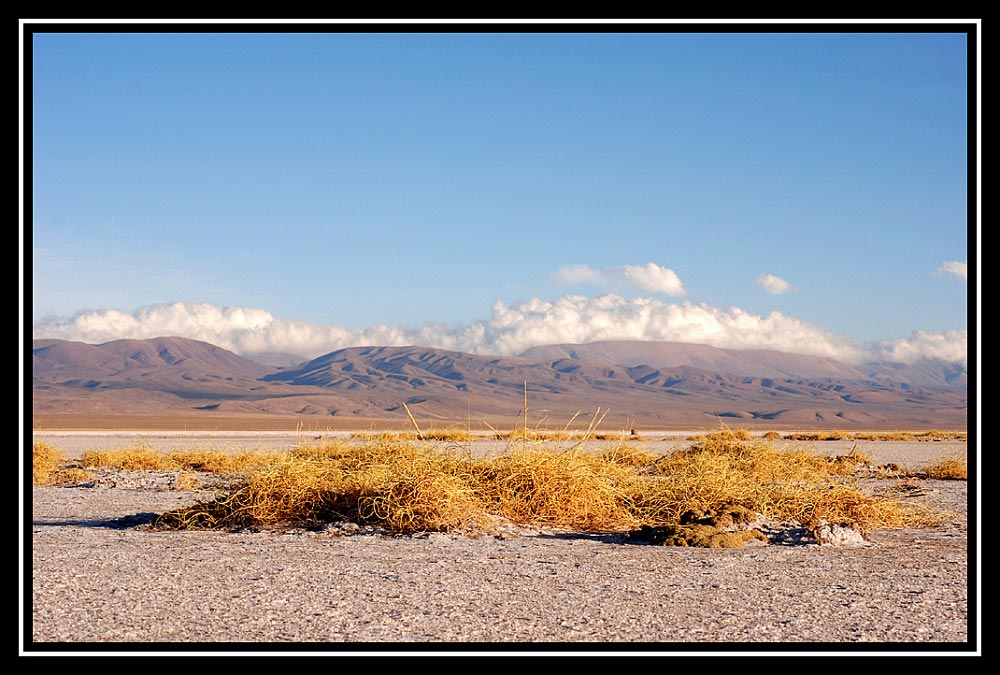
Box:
[783,431,851,441]
[496,429,571,442]
[167,448,286,474]
[80,446,178,471]
[923,455,968,480]
[164,449,232,474]
[171,471,205,491]
[350,431,419,442]
[151,433,941,537]
[826,446,872,475]
[637,433,916,529]
[157,458,345,529]
[158,441,487,533]
[598,443,659,467]
[290,438,420,473]
[32,442,63,485]
[357,462,485,533]
[470,448,643,531]
[639,448,761,523]
[853,431,909,441]
[290,440,359,462]
[762,481,930,531]
[701,426,754,441]
[419,427,475,443]
[915,430,967,442]
[33,442,90,486]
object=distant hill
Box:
[520,339,967,390]
[242,351,310,368]
[33,336,289,413]
[33,335,273,386]
[31,337,968,430]
[521,340,867,380]
[862,359,968,389]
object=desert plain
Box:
[25,416,977,655]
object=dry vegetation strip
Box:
[33,429,964,541]
[77,445,282,473]
[779,430,967,442]
[31,442,90,487]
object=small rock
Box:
[314,521,361,536]
[812,520,868,546]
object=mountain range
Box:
[31,336,968,430]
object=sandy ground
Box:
[24,432,978,655]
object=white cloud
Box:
[869,329,969,366]
[553,264,605,286]
[935,260,967,281]
[619,263,686,295]
[554,262,686,296]
[755,273,793,295]
[32,297,967,367]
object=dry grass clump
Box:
[152,428,934,538]
[922,455,968,480]
[493,429,575,442]
[762,431,782,440]
[80,446,286,474]
[852,431,913,441]
[788,483,917,530]
[158,442,644,534]
[784,430,967,442]
[913,430,967,442]
[350,430,420,441]
[420,428,475,442]
[156,459,346,529]
[468,448,644,531]
[826,445,872,474]
[631,430,915,531]
[290,437,455,469]
[157,442,491,533]
[782,431,852,441]
[33,442,66,485]
[32,442,89,486]
[161,449,284,474]
[598,443,660,467]
[351,428,475,443]
[80,445,176,471]
[492,430,639,443]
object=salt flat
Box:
[26,429,975,650]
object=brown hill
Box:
[31,338,968,431]
[521,340,869,380]
[34,336,274,378]
[520,339,968,389]
[31,336,324,420]
[260,345,966,429]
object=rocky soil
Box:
[26,437,977,654]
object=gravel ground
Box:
[24,436,978,655]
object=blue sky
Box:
[27,24,974,365]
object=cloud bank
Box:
[32,297,967,368]
[554,263,686,296]
[935,260,967,281]
[755,273,793,295]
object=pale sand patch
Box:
[28,474,972,648]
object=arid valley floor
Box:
[26,422,977,654]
